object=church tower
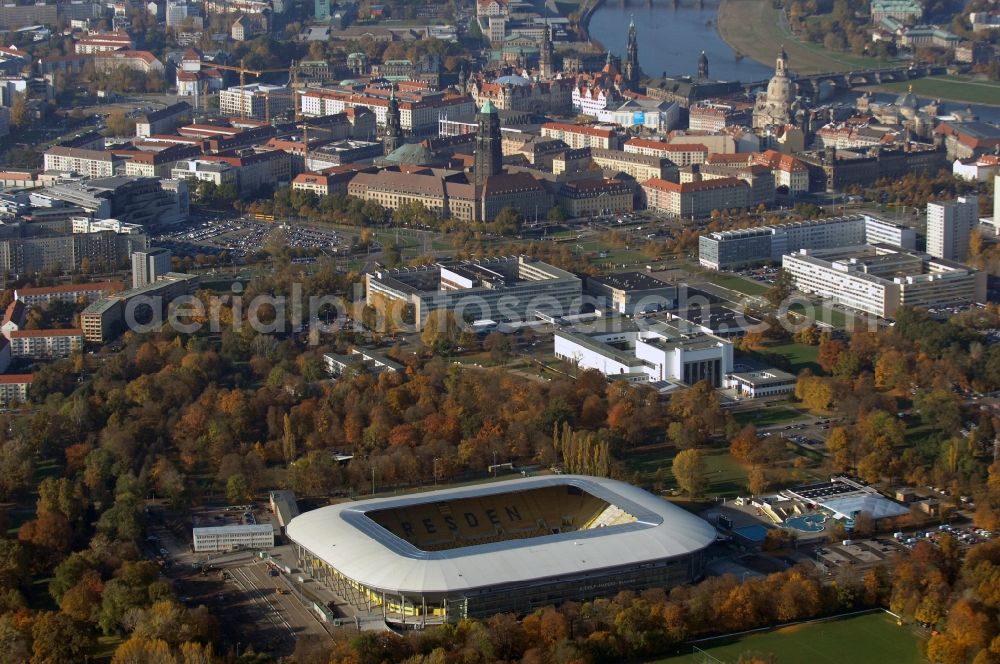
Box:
[624,17,639,91]
[474,99,502,186]
[539,22,554,79]
[697,50,708,79]
[383,85,402,156]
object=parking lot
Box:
[153,217,355,259]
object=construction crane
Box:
[211,58,300,119]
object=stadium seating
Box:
[368,486,637,550]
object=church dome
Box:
[895,90,917,109]
[494,74,530,86]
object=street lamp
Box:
[433,457,441,486]
[492,449,498,477]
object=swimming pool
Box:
[785,514,827,532]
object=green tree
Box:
[226,473,250,504]
[672,449,707,499]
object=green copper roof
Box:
[480,99,497,114]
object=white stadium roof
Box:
[285,475,717,596]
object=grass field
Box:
[762,341,820,374]
[702,273,769,297]
[877,76,1000,106]
[734,404,806,428]
[656,611,925,663]
[624,447,749,498]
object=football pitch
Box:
[658,612,925,663]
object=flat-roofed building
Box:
[324,347,403,378]
[554,319,733,388]
[698,215,915,270]
[727,368,797,398]
[585,272,676,314]
[192,524,274,552]
[782,245,987,318]
[366,256,581,329]
[43,147,118,178]
[219,84,294,121]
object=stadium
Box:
[285,475,717,627]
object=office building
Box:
[926,195,978,261]
[698,214,916,270]
[219,84,294,121]
[132,248,172,288]
[782,245,986,318]
[366,256,581,329]
[584,272,676,315]
[192,524,274,552]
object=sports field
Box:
[657,612,925,663]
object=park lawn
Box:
[702,273,768,297]
[733,404,808,428]
[762,341,820,374]
[623,447,749,499]
[878,76,1000,106]
[655,611,925,664]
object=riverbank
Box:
[716,0,887,74]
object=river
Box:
[588,0,773,83]
[587,0,1000,121]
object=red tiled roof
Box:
[643,176,748,193]
[9,328,83,338]
[16,281,122,296]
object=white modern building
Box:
[192,524,275,552]
[554,320,733,388]
[727,368,797,398]
[927,195,978,262]
[782,245,987,318]
[699,214,916,270]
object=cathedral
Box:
[752,47,795,130]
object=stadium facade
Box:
[285,476,716,626]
